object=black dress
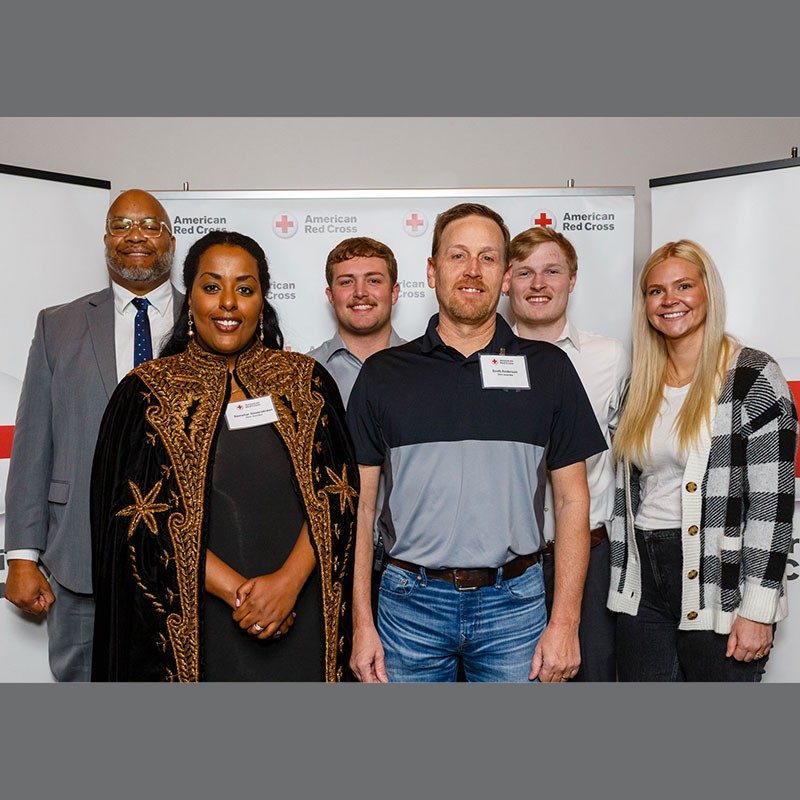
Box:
[202,421,323,681]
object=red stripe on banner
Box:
[789,382,800,478]
[0,425,13,459]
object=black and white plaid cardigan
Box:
[607,347,798,633]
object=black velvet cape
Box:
[91,341,357,682]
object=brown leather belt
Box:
[387,551,540,591]
[540,523,607,557]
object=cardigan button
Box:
[687,570,698,579]
[688,525,699,535]
[685,481,697,492]
[687,611,698,620]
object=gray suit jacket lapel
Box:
[171,284,183,322]
[86,288,117,400]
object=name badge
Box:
[479,354,531,390]
[225,395,279,429]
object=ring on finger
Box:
[253,622,264,633]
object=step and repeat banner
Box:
[652,158,800,682]
[0,165,110,682]
[153,188,635,350]
[0,183,634,681]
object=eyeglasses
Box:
[106,217,170,238]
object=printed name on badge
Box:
[225,395,279,429]
[479,354,531,390]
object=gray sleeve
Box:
[4,310,54,551]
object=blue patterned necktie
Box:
[131,296,153,367]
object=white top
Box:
[516,319,630,536]
[8,279,175,564]
[634,383,691,530]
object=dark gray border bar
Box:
[650,156,800,188]
[0,163,110,190]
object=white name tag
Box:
[479,354,531,390]
[225,395,279,429]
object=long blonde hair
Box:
[614,239,738,463]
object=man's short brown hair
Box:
[509,227,578,274]
[325,237,398,286]
[430,203,511,263]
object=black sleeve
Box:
[90,373,153,680]
[345,359,386,466]
[546,354,608,470]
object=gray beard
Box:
[106,251,173,284]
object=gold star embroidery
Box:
[116,480,170,539]
[322,465,357,515]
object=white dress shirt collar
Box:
[112,278,173,317]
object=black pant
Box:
[543,537,617,681]
[616,529,768,682]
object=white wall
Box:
[2,117,799,271]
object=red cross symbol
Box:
[275,214,295,234]
[534,212,553,227]
[405,213,425,232]
[491,358,498,365]
[0,425,14,459]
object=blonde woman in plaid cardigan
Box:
[608,240,797,681]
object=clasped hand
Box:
[232,570,298,640]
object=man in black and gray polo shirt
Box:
[347,203,606,683]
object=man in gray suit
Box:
[3,189,181,681]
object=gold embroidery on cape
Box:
[117,480,171,539]
[136,345,229,682]
[127,543,165,614]
[237,346,351,682]
[323,465,357,515]
[130,342,351,683]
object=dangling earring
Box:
[188,309,195,338]
[259,311,265,342]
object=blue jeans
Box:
[616,529,768,682]
[377,561,547,682]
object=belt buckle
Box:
[452,569,482,591]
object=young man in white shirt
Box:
[508,226,630,681]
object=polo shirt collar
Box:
[421,313,519,356]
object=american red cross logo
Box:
[403,211,427,237]
[491,358,498,365]
[534,212,553,227]
[406,213,424,232]
[275,214,295,234]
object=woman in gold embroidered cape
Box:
[91,231,357,681]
